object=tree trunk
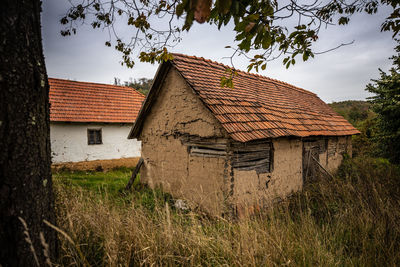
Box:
[0,0,58,266]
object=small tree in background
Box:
[124,78,153,96]
[114,77,153,96]
[366,43,400,164]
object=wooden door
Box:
[303,141,320,184]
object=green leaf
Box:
[238,38,251,51]
[176,3,185,17]
[247,14,259,22]
[234,20,248,32]
[338,16,350,25]
[183,11,194,31]
[295,24,306,30]
[283,57,290,65]
[303,52,309,61]
[262,32,271,49]
[217,0,232,14]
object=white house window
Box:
[88,129,102,145]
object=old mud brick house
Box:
[128,54,360,216]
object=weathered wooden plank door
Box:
[303,141,320,184]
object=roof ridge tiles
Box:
[49,78,145,123]
[171,53,315,96]
[129,53,360,141]
[49,78,145,97]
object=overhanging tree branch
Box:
[61,0,400,70]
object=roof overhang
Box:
[128,53,360,141]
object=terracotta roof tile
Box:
[49,78,145,123]
[171,53,360,142]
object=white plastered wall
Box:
[50,123,141,163]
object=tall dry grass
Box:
[53,156,400,266]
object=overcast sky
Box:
[42,0,396,103]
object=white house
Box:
[49,78,145,163]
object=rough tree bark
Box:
[0,0,58,265]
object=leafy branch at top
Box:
[61,0,400,70]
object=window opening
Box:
[88,129,102,145]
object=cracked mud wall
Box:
[318,136,352,172]
[232,136,352,216]
[233,138,303,216]
[139,67,229,215]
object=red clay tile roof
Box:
[49,78,145,123]
[169,54,360,142]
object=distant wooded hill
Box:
[329,100,376,158]
[329,100,371,127]
[114,77,153,96]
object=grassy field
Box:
[53,167,132,194]
[52,157,400,266]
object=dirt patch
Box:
[52,157,140,171]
